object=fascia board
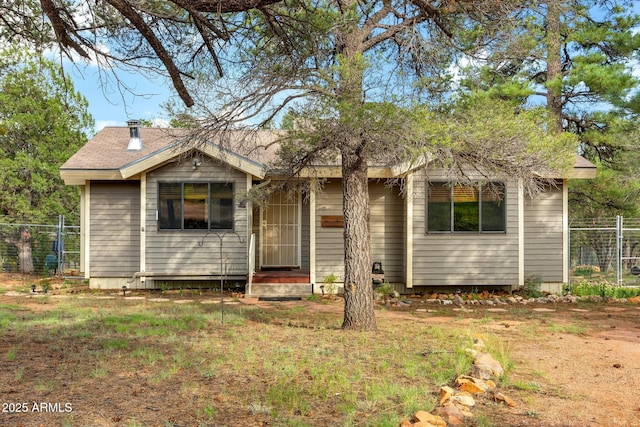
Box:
[119,140,267,179]
[60,170,123,185]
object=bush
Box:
[520,274,542,298]
[569,279,640,299]
[375,282,395,302]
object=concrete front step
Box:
[248,282,313,297]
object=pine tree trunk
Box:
[341,141,377,331]
[335,4,376,331]
[546,0,563,133]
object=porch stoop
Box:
[248,268,312,297]
[248,282,313,298]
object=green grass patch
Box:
[5,345,18,361]
[101,338,130,350]
[0,295,520,426]
[511,380,542,392]
[570,280,640,299]
[546,322,587,335]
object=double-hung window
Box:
[158,182,234,230]
[427,181,506,233]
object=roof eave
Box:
[267,166,397,178]
[567,167,597,179]
[60,169,124,185]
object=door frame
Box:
[259,190,302,268]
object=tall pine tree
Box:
[458,1,640,219]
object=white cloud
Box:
[151,118,170,128]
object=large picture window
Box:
[158,182,234,230]
[427,181,505,233]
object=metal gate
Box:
[0,215,79,276]
[570,216,640,286]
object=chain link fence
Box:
[0,215,80,276]
[570,216,640,286]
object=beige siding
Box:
[90,181,140,276]
[369,182,405,283]
[411,172,520,287]
[315,180,405,283]
[145,157,248,277]
[524,183,564,282]
[315,181,345,280]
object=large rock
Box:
[450,393,476,408]
[439,386,455,405]
[495,391,516,407]
[472,336,487,351]
[412,410,447,427]
[455,375,493,394]
[472,352,504,380]
[433,405,466,426]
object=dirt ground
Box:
[1,273,640,427]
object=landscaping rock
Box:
[450,393,476,407]
[433,405,466,425]
[494,391,516,407]
[439,386,455,405]
[407,334,519,427]
[412,410,447,427]
[472,352,504,380]
[453,294,464,306]
[563,295,578,303]
[455,375,492,394]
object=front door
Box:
[260,191,301,268]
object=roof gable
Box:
[119,139,267,179]
[60,127,277,184]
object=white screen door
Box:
[260,192,301,267]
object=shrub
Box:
[569,279,640,299]
[375,282,395,302]
[520,274,542,298]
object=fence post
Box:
[616,215,623,286]
[568,227,572,292]
[57,215,63,275]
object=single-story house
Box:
[60,121,596,295]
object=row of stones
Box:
[390,293,640,306]
[399,336,515,427]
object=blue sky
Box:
[66,2,640,135]
[65,62,173,133]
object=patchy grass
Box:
[0,297,485,426]
[3,291,639,426]
[546,321,588,335]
